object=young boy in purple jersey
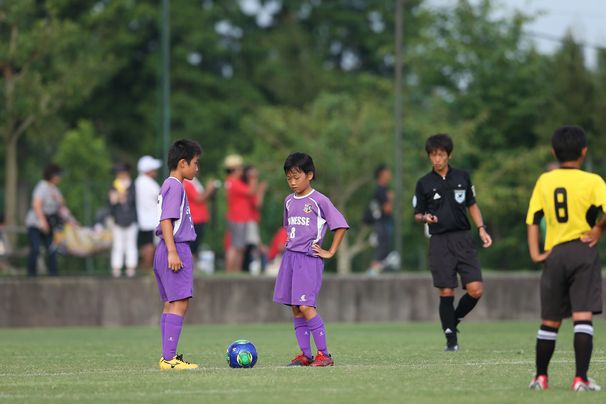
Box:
[273,152,349,367]
[155,139,201,370]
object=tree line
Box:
[1,0,605,272]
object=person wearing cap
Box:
[135,155,162,270]
[109,162,138,277]
[224,154,260,273]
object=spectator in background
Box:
[241,165,267,274]
[265,227,288,276]
[184,174,216,268]
[108,163,138,278]
[25,163,76,276]
[366,164,395,276]
[135,155,162,270]
[224,154,257,273]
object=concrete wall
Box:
[1,274,604,327]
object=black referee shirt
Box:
[413,166,476,235]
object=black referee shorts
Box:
[428,230,482,289]
[541,239,603,321]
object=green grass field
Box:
[1,321,604,403]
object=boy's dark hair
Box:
[425,134,453,155]
[551,125,586,163]
[43,163,62,181]
[374,164,389,180]
[284,152,316,180]
[167,139,202,170]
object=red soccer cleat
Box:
[287,352,313,367]
[529,375,548,390]
[310,351,334,367]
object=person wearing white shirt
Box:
[135,155,162,270]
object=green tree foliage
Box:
[244,90,393,273]
[54,120,112,225]
[3,0,606,271]
[417,0,548,152]
[409,0,606,268]
[535,35,598,152]
[593,48,606,162]
[0,0,121,230]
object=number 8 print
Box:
[554,187,569,223]
[290,227,296,239]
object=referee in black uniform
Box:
[413,134,492,351]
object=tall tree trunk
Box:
[4,136,17,226]
[4,134,18,242]
[336,227,371,275]
[3,31,18,241]
[336,234,352,275]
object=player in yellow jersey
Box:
[526,125,606,392]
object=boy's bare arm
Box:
[312,228,348,259]
[581,214,606,248]
[527,224,549,263]
[160,219,183,271]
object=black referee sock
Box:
[573,321,593,381]
[536,325,558,377]
[439,296,456,338]
[454,293,479,325]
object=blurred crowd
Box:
[17,154,292,278]
[10,153,394,278]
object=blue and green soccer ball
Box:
[226,340,258,368]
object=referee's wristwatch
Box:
[477,224,487,231]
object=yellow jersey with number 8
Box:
[526,168,606,251]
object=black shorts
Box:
[373,220,393,261]
[138,230,154,247]
[428,231,482,289]
[541,239,603,321]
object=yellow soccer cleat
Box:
[159,354,199,370]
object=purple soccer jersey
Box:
[283,189,349,255]
[155,177,196,243]
[154,177,195,302]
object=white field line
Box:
[1,359,606,378]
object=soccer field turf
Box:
[0,321,604,403]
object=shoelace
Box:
[316,352,326,360]
[175,354,191,364]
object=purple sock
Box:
[160,314,167,357]
[307,315,328,355]
[163,314,184,360]
[294,317,312,358]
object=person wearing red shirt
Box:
[184,176,216,265]
[224,154,258,273]
[241,165,267,273]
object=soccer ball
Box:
[225,340,257,368]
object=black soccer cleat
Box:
[444,331,459,352]
[444,344,459,352]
